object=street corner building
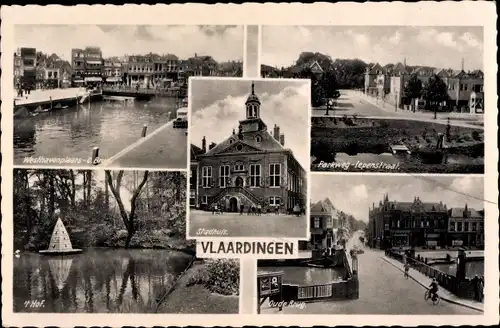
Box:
[190,83,307,214]
[368,194,485,249]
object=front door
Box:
[229,197,238,212]
[235,177,244,187]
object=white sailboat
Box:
[39,218,82,255]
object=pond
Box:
[261,266,346,286]
[13,248,193,313]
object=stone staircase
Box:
[207,186,261,208]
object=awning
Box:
[86,60,102,65]
[73,79,85,83]
[106,77,121,82]
[85,77,102,82]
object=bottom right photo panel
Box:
[257,174,484,315]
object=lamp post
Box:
[325,98,333,116]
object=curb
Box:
[380,256,484,313]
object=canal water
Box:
[432,261,484,279]
[13,248,192,313]
[335,153,484,166]
[261,266,346,286]
[14,97,178,165]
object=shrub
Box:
[471,130,481,141]
[186,259,240,296]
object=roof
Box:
[200,127,285,157]
[311,200,331,214]
[191,144,204,161]
[449,207,483,218]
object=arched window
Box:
[255,135,262,143]
[253,105,258,117]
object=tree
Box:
[404,74,423,112]
[422,74,450,119]
[319,69,339,99]
[105,170,149,248]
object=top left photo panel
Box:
[12,25,244,169]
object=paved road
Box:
[189,210,307,238]
[103,121,188,169]
[313,90,483,129]
[262,247,477,314]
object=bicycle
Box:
[424,289,440,305]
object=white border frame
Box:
[185,76,312,242]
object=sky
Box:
[246,25,259,76]
[262,26,483,71]
[190,79,310,169]
[311,175,484,222]
[14,25,244,62]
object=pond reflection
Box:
[13,248,192,313]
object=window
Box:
[269,196,281,206]
[219,165,230,188]
[202,166,212,188]
[270,163,281,187]
[250,164,261,187]
[234,164,244,171]
[396,220,400,228]
[457,222,463,232]
[472,222,477,231]
[464,222,469,232]
[255,135,262,143]
[201,196,208,204]
[236,144,243,151]
[326,217,333,228]
[314,217,321,228]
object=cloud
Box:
[460,32,482,48]
[261,26,483,70]
[191,82,310,169]
[14,25,244,62]
[388,31,402,45]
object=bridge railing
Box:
[387,249,478,300]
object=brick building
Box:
[447,205,485,248]
[71,47,103,85]
[192,82,307,213]
[368,194,449,249]
[308,198,340,250]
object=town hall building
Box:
[191,82,307,213]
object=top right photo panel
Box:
[261,26,484,174]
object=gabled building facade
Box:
[368,194,448,249]
[309,198,339,250]
[193,83,307,213]
[447,205,484,248]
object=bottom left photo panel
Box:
[12,168,240,314]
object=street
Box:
[104,120,188,169]
[313,90,483,129]
[262,243,478,314]
[188,210,307,238]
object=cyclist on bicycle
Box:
[429,278,439,301]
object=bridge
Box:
[102,86,186,101]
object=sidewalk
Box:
[351,91,484,129]
[381,255,484,312]
[103,120,188,169]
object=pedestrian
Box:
[251,205,256,215]
[478,276,484,302]
[239,204,244,215]
[257,204,262,216]
[472,275,480,301]
[293,204,300,217]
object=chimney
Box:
[209,142,217,150]
[232,128,235,135]
[279,134,285,146]
[461,58,464,71]
[202,136,206,153]
[273,124,280,142]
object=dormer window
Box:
[255,135,262,143]
[229,138,234,144]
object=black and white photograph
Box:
[13,25,244,168]
[13,169,239,314]
[257,174,484,315]
[188,78,310,238]
[260,26,484,173]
